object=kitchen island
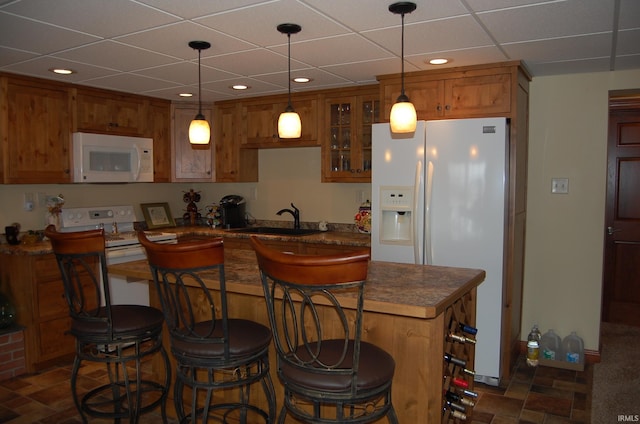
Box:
[109,245,485,423]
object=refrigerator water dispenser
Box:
[379,186,413,245]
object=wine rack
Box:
[442,289,476,423]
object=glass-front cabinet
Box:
[322,87,379,182]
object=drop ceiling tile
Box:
[464,0,554,13]
[503,33,612,63]
[303,0,468,32]
[136,0,269,20]
[365,16,494,56]
[81,72,179,94]
[203,49,291,78]
[322,57,405,84]
[257,67,351,88]
[3,56,120,83]
[614,54,640,70]
[404,46,510,71]
[527,57,611,76]
[619,0,640,30]
[2,0,179,38]
[477,0,614,43]
[617,28,640,56]
[0,47,36,67]
[56,40,178,72]
[273,34,392,68]
[131,61,239,87]
[115,21,255,60]
[0,12,100,54]
[194,0,349,47]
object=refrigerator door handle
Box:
[424,161,434,265]
[413,160,422,265]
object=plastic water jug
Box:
[562,331,584,363]
[540,329,562,360]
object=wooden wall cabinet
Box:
[74,87,147,136]
[321,86,380,182]
[379,63,513,120]
[0,253,97,372]
[0,75,73,184]
[171,102,215,182]
[214,103,258,182]
[240,94,319,148]
[148,100,172,182]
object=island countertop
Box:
[109,247,485,319]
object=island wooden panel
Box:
[110,248,483,423]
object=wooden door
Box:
[602,96,640,327]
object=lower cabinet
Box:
[0,253,96,372]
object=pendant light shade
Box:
[188,41,211,145]
[277,23,302,139]
[389,2,417,134]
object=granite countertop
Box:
[109,248,485,319]
[0,226,371,256]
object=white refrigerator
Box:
[371,118,508,386]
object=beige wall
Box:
[2,68,640,354]
[524,69,640,352]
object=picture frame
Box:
[140,202,176,229]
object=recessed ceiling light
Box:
[231,84,250,90]
[179,93,193,97]
[49,68,75,75]
[293,77,311,83]
[429,58,449,65]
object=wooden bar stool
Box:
[250,236,399,424]
[138,233,276,424]
[44,225,171,424]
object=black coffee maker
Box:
[219,195,246,228]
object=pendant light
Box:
[277,23,302,139]
[389,2,417,134]
[188,40,211,145]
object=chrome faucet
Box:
[276,203,300,229]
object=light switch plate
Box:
[551,178,569,194]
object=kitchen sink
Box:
[229,227,321,236]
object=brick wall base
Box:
[0,326,26,381]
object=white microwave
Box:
[72,132,154,183]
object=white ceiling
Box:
[1,0,639,103]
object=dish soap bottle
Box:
[526,324,541,367]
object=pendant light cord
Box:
[287,33,292,108]
[400,11,406,97]
[197,48,203,116]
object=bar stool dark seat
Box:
[138,233,276,424]
[250,236,399,424]
[44,225,170,424]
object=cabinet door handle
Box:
[436,104,442,112]
[607,226,621,235]
[445,104,451,111]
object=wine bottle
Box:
[444,353,476,375]
[448,332,476,344]
[456,388,478,399]
[450,377,469,389]
[444,353,466,367]
[446,390,476,407]
[443,406,467,421]
[445,399,466,413]
[459,323,478,335]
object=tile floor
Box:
[473,355,592,423]
[0,355,591,423]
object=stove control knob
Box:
[107,210,113,217]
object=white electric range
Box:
[59,205,177,306]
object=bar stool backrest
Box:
[138,233,231,356]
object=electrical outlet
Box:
[551,178,569,194]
